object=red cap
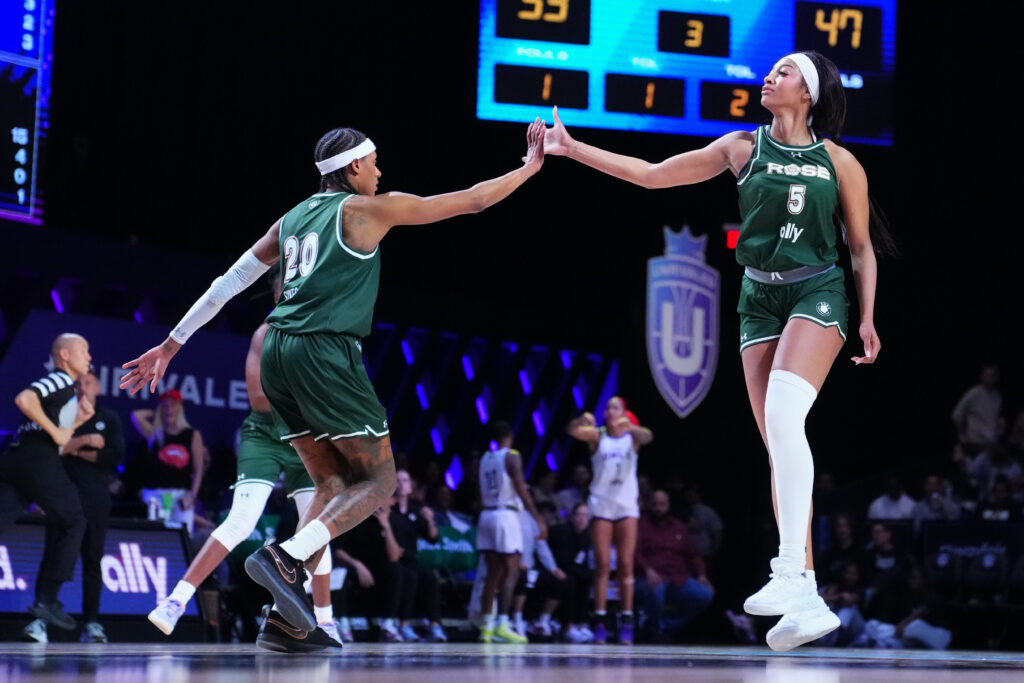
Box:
[158,389,183,404]
[625,410,639,426]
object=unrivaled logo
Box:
[0,542,169,601]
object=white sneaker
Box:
[338,617,354,642]
[743,558,818,616]
[23,619,48,643]
[319,620,341,643]
[766,597,841,652]
[513,618,528,637]
[530,619,553,637]
[148,598,185,636]
[579,625,595,642]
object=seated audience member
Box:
[529,467,561,513]
[127,389,206,533]
[967,442,1022,504]
[975,474,1023,522]
[911,473,962,534]
[390,469,447,643]
[862,521,913,625]
[333,505,406,642]
[512,505,566,638]
[819,561,868,647]
[548,502,593,643]
[682,481,724,570]
[427,483,473,530]
[555,463,591,518]
[634,490,714,643]
[853,565,953,650]
[815,512,867,587]
[867,474,917,520]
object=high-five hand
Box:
[522,116,546,170]
[543,106,573,156]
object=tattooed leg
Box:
[289,434,396,570]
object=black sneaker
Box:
[29,601,77,630]
[244,543,316,632]
[257,607,343,654]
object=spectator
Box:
[128,389,206,533]
[53,370,126,643]
[976,475,1022,522]
[867,474,917,520]
[911,473,962,534]
[952,363,1003,458]
[427,483,473,530]
[853,565,952,650]
[512,507,566,638]
[819,560,867,647]
[555,463,591,519]
[389,469,447,642]
[966,442,1022,504]
[332,505,405,642]
[547,502,594,643]
[634,490,714,643]
[682,481,724,570]
[529,466,561,513]
[862,522,912,624]
[815,512,867,587]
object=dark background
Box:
[4,2,1020,602]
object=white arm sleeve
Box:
[170,250,271,344]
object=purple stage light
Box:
[546,452,557,471]
[489,440,499,452]
[431,428,444,454]
[462,355,474,381]
[519,369,532,394]
[415,383,428,409]
[572,386,583,409]
[444,455,464,490]
[50,289,63,313]
[133,310,143,323]
[561,350,572,369]
[401,340,413,365]
[475,396,489,423]
[532,410,545,436]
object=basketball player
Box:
[544,51,895,650]
[476,420,546,643]
[146,266,342,652]
[567,397,652,644]
[121,118,546,635]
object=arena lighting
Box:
[724,222,741,249]
[444,455,463,490]
[401,339,413,365]
[532,410,545,436]
[462,355,474,380]
[476,395,489,423]
[560,350,573,369]
[49,288,62,313]
[415,383,428,409]
[572,385,584,409]
[546,452,557,470]
[430,428,443,454]
[519,369,532,394]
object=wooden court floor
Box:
[2,643,1024,682]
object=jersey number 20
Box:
[283,233,320,282]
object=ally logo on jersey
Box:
[646,226,719,418]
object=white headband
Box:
[315,138,376,175]
[782,53,820,105]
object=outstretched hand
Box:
[851,321,880,365]
[522,116,546,170]
[543,106,573,156]
[121,342,179,395]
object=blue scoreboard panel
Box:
[477,0,896,145]
[1,0,53,224]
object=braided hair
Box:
[314,127,368,193]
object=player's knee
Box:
[210,494,264,551]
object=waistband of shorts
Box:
[743,263,835,285]
[483,505,521,511]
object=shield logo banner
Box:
[646,226,720,418]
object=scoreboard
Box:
[0,0,53,225]
[477,0,896,145]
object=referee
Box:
[0,333,94,637]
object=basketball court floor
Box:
[2,643,1023,682]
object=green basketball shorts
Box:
[737,266,849,353]
[260,326,390,442]
[233,410,313,497]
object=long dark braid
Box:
[804,51,898,257]
[314,127,368,193]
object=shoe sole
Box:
[256,634,327,654]
[743,600,786,617]
[245,553,316,632]
[766,613,841,652]
[148,611,176,636]
[29,605,77,631]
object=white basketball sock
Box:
[764,369,817,575]
[279,519,331,562]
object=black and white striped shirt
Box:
[11,370,78,449]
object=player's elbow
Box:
[14,390,32,411]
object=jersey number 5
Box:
[787,184,806,215]
[283,233,320,283]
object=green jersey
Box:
[735,125,840,272]
[267,192,380,338]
